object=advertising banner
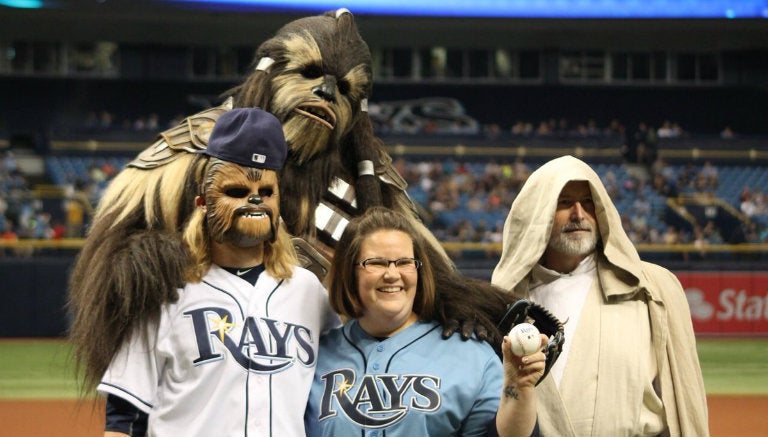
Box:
[677,271,768,335]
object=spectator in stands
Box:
[662,225,681,245]
[720,125,735,139]
[98,110,114,129]
[622,121,658,168]
[740,188,757,217]
[1,150,18,174]
[51,219,67,240]
[63,180,91,238]
[0,217,19,256]
[627,220,650,244]
[29,210,52,239]
[467,192,484,212]
[744,221,764,243]
[650,156,676,181]
[454,219,480,243]
[167,114,185,129]
[146,113,160,131]
[702,220,724,245]
[0,195,7,223]
[511,157,530,189]
[698,160,719,189]
[677,162,697,192]
[753,189,767,216]
[487,222,503,244]
[491,155,709,437]
[132,116,147,131]
[487,188,503,211]
[739,186,752,203]
[657,120,684,138]
[632,193,651,217]
[585,118,601,137]
[648,226,663,244]
[482,123,502,140]
[601,170,621,200]
[652,173,679,198]
[535,119,553,136]
[603,118,624,138]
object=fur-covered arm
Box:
[424,243,513,346]
[67,213,189,393]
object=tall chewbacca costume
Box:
[68,9,562,393]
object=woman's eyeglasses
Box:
[358,257,422,273]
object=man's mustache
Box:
[562,222,592,232]
[233,204,274,220]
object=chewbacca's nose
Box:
[312,75,337,102]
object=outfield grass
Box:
[0,337,766,398]
[697,337,768,395]
[0,340,80,399]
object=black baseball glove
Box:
[497,299,565,386]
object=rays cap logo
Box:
[198,108,287,170]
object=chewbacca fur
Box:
[67,211,188,392]
[67,9,518,392]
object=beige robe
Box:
[492,156,709,437]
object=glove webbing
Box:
[497,299,565,386]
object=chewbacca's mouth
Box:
[235,206,271,220]
[293,101,336,130]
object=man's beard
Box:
[548,221,598,256]
[208,207,277,248]
[221,220,275,247]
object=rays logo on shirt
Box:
[318,368,441,428]
[184,307,315,373]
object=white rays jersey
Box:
[98,265,340,437]
[305,319,503,437]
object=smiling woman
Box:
[305,206,548,437]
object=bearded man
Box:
[99,108,340,437]
[492,155,709,437]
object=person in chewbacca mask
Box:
[68,9,563,407]
[97,107,341,436]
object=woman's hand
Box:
[501,333,548,391]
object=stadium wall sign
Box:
[681,272,768,334]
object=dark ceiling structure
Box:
[2,1,768,51]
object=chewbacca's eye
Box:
[302,64,323,79]
[337,80,350,95]
[258,187,274,197]
[225,188,249,198]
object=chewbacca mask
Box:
[196,108,286,247]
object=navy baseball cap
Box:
[199,108,287,170]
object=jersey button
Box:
[372,363,380,371]
[376,345,384,352]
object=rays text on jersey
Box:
[184,307,316,372]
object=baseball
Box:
[508,323,541,356]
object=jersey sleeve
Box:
[97,321,163,414]
[460,348,504,437]
[297,266,342,334]
[105,394,149,436]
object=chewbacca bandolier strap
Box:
[127,99,234,170]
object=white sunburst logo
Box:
[685,288,714,321]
